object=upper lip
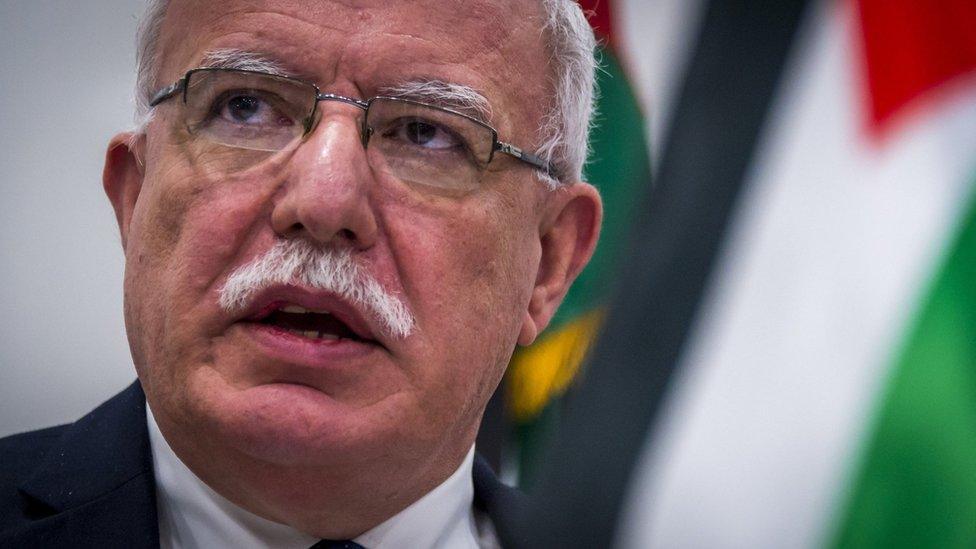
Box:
[236,285,379,343]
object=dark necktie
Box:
[309,540,365,549]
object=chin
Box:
[199,381,399,467]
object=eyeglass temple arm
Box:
[149,78,187,107]
[496,142,557,178]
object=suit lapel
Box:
[472,453,528,546]
[11,381,159,548]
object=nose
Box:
[270,110,378,249]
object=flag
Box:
[826,2,976,545]
[502,0,651,486]
[615,0,976,547]
[498,0,976,547]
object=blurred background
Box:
[2,0,974,548]
[0,1,144,437]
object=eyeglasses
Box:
[149,68,556,191]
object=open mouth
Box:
[249,304,367,343]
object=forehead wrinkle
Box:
[159,4,355,79]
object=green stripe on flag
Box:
[832,179,976,548]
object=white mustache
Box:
[217,240,415,339]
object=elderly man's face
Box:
[104,0,598,500]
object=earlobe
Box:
[102,132,146,250]
[518,183,602,346]
[517,310,539,347]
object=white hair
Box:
[537,0,599,185]
[133,0,597,183]
[218,239,415,339]
[380,80,494,125]
[133,0,169,129]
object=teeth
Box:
[284,327,341,341]
[279,304,331,315]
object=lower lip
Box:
[238,322,379,366]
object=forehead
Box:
[157,0,552,133]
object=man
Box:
[0,0,601,546]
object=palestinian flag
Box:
[500,0,976,547]
[502,0,651,486]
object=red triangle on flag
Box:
[855,0,976,138]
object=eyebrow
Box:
[378,80,494,125]
[198,48,295,78]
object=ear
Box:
[102,132,146,250]
[518,182,602,346]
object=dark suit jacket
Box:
[0,382,525,548]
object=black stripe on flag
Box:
[498,0,813,546]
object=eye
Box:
[225,95,261,122]
[385,118,464,151]
[213,91,295,128]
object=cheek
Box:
[130,122,283,272]
[131,161,272,290]
[122,159,276,372]
[404,210,537,324]
[386,191,541,397]
[406,219,538,437]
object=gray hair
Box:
[133,0,597,184]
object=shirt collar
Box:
[147,404,480,548]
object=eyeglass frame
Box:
[148,67,558,179]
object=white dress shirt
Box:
[147,406,500,548]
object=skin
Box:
[103,0,601,538]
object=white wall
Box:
[0,1,146,436]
